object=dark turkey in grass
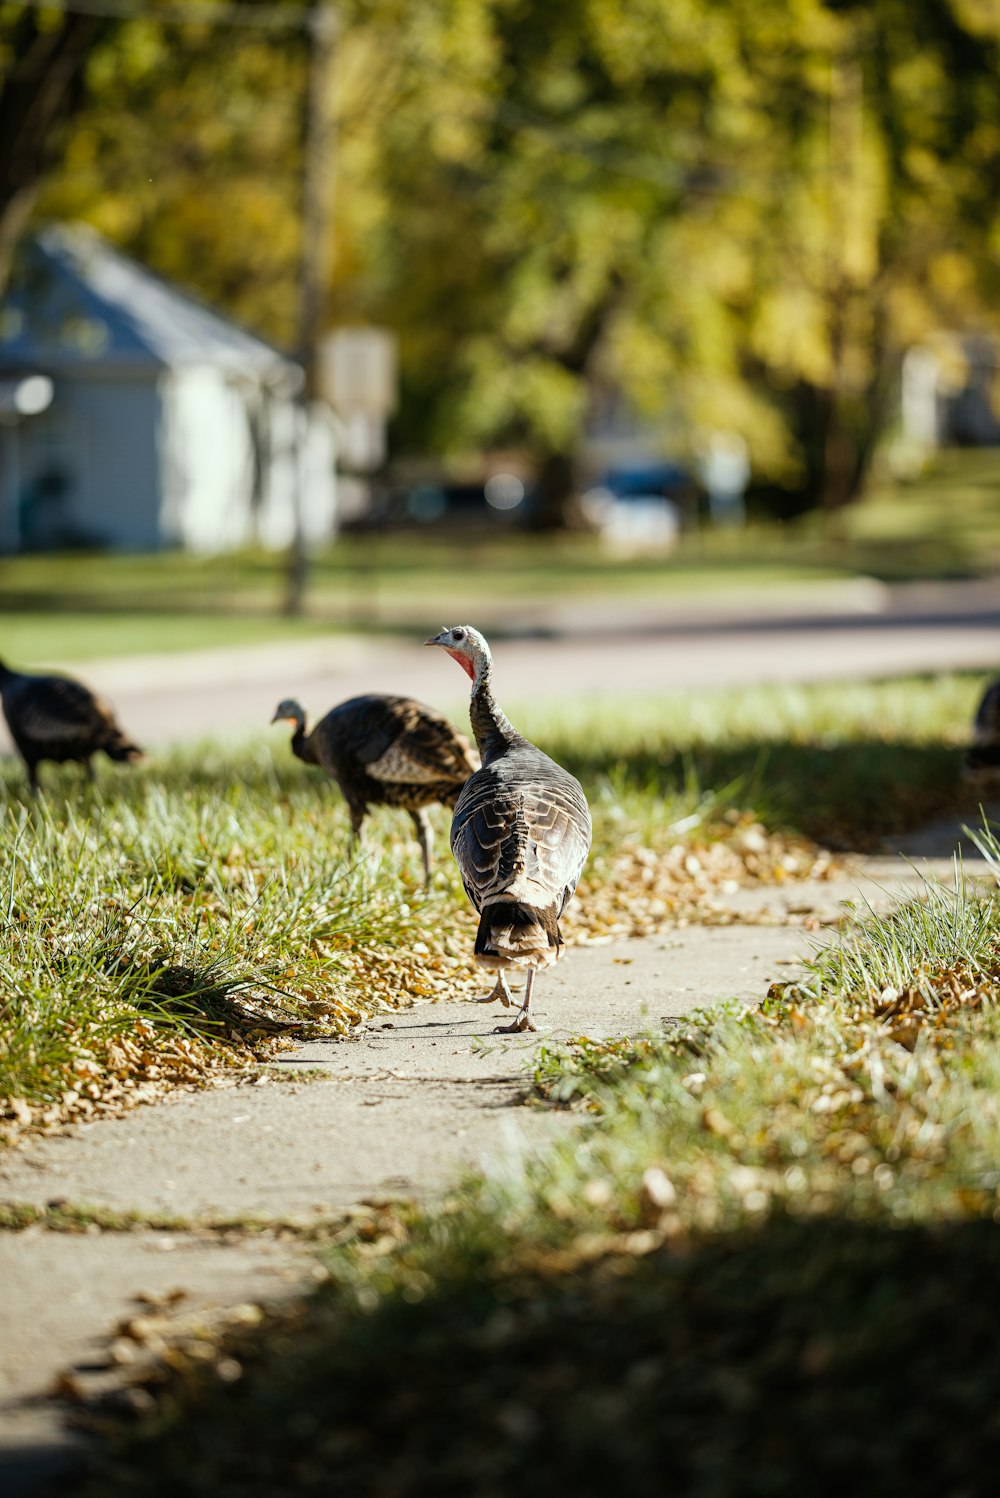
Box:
[426,625,592,1033]
[0,658,143,792]
[270,693,478,883]
[964,678,1000,783]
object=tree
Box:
[728,0,1000,521]
[36,9,309,345]
[356,0,1000,523]
[22,0,1000,528]
[0,4,112,293]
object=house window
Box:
[19,413,89,550]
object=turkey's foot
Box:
[494,1010,537,1034]
[476,973,512,1007]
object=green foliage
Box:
[22,2,1000,510]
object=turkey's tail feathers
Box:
[104,738,145,764]
[474,899,562,971]
[964,742,1000,780]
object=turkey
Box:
[270,693,478,882]
[0,658,143,792]
[964,678,1000,782]
[426,625,592,1033]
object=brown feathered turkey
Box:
[964,678,1000,782]
[0,658,143,791]
[426,625,592,1033]
[270,692,478,882]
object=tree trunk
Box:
[524,278,623,531]
[528,451,586,532]
[0,13,108,296]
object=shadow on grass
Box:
[110,959,305,1043]
[552,737,967,849]
[73,1210,1000,1497]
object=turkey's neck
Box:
[290,718,314,764]
[470,665,521,764]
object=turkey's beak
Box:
[425,631,448,648]
[269,711,284,724]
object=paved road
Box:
[5,576,993,752]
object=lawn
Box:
[0,446,997,665]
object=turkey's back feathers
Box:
[451,743,592,918]
[314,695,476,788]
[0,667,141,766]
[973,680,1000,743]
[965,679,1000,780]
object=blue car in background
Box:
[583,461,697,548]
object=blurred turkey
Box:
[964,678,1000,782]
[270,693,478,882]
[0,658,143,791]
[426,625,591,1033]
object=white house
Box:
[0,224,337,554]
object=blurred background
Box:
[0,0,998,712]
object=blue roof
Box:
[0,223,297,381]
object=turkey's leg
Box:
[348,806,366,853]
[495,968,537,1033]
[411,809,434,884]
[476,970,512,1007]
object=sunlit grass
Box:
[520,670,979,847]
[0,746,472,1131]
[0,610,333,665]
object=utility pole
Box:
[822,34,865,537]
[284,0,338,616]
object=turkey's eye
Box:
[453,628,466,642]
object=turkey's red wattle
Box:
[447,649,476,680]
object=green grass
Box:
[75,833,1000,1496]
[0,611,334,665]
[0,544,849,664]
[846,446,1000,571]
[0,744,469,1131]
[528,670,979,849]
[1,446,997,663]
[0,670,982,1132]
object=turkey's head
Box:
[271,698,306,729]
[425,625,491,685]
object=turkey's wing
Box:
[328,696,475,784]
[451,770,591,913]
[7,676,107,743]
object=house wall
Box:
[13,374,162,550]
[255,397,337,550]
[158,366,258,553]
[5,365,336,555]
